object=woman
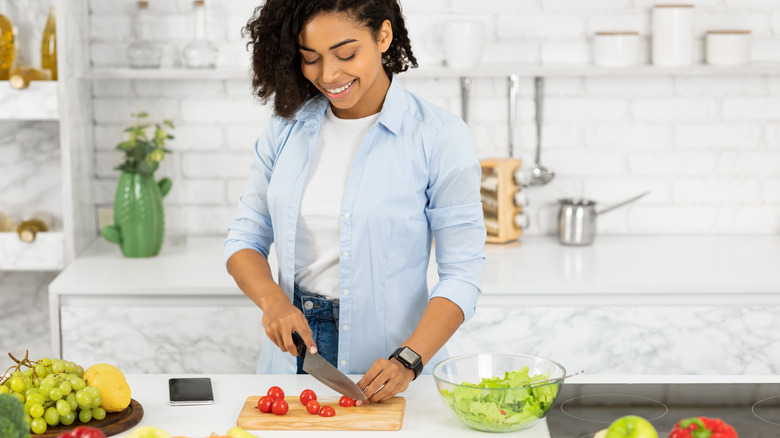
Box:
[225,0,486,403]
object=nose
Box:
[321,57,340,84]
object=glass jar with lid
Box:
[182,0,218,69]
[127,1,162,69]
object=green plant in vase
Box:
[101,112,174,257]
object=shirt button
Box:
[342,325,349,331]
[342,289,349,296]
[343,212,350,219]
[342,251,349,258]
[303,301,314,310]
[341,360,347,366]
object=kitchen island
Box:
[115,373,780,437]
[48,235,780,375]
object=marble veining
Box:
[0,84,59,120]
[0,271,57,373]
[58,302,780,375]
[0,232,63,270]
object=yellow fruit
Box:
[227,427,258,438]
[86,369,131,412]
[126,426,171,438]
[84,363,125,382]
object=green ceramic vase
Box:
[101,172,172,257]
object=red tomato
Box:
[266,386,285,401]
[272,399,289,415]
[299,389,317,406]
[70,426,108,438]
[338,395,355,407]
[319,405,336,417]
[257,396,273,413]
[306,399,321,415]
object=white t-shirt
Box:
[294,105,380,298]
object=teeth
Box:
[326,80,354,94]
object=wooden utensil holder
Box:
[480,158,524,244]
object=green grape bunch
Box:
[1,351,107,435]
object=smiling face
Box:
[298,12,393,119]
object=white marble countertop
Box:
[117,373,552,438]
[114,373,780,438]
[49,235,780,306]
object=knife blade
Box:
[292,332,367,401]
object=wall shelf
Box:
[87,62,780,81]
[0,232,64,271]
[0,81,59,120]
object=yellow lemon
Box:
[88,370,132,412]
[84,363,125,382]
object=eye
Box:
[302,57,320,65]
[338,53,356,62]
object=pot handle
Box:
[596,191,650,215]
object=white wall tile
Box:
[718,152,780,176]
[584,125,673,150]
[496,14,586,39]
[627,153,718,176]
[546,98,629,121]
[676,124,763,149]
[672,178,762,204]
[632,98,719,121]
[723,97,780,120]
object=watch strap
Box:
[389,346,423,380]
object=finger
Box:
[297,319,317,355]
[280,329,299,356]
[373,380,398,403]
[366,369,393,403]
[358,361,384,394]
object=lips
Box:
[322,79,356,98]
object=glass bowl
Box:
[432,353,566,432]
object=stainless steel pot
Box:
[557,191,649,246]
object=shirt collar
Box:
[293,73,407,135]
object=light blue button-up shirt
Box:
[224,76,486,375]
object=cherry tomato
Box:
[69,426,107,438]
[257,396,273,413]
[266,386,285,401]
[319,405,336,417]
[272,399,289,415]
[306,399,321,415]
[338,395,355,407]
[299,389,317,406]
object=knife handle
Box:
[291,331,307,358]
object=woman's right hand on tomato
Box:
[260,286,317,356]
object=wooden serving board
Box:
[34,398,144,437]
[237,396,405,431]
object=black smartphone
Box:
[168,377,214,406]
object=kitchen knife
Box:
[292,332,368,401]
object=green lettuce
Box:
[440,366,559,431]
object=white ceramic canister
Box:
[435,20,487,69]
[706,30,751,65]
[593,31,640,67]
[652,4,695,66]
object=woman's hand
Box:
[357,358,415,403]
[260,286,317,357]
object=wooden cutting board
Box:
[34,398,144,437]
[237,396,405,431]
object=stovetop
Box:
[546,382,780,437]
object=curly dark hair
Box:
[243,0,418,119]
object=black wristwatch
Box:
[389,346,423,380]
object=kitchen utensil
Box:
[652,4,695,66]
[557,191,649,246]
[529,77,555,186]
[36,399,143,437]
[430,20,486,69]
[523,369,584,388]
[291,332,367,401]
[432,353,566,432]
[237,395,405,430]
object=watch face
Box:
[399,347,420,365]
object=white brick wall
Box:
[87,0,780,236]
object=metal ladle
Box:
[529,76,555,186]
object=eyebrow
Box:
[299,39,358,52]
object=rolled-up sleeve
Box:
[424,116,486,322]
[224,117,282,267]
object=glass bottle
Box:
[182,0,217,69]
[41,5,56,80]
[16,211,56,243]
[127,1,162,69]
[0,4,14,80]
[9,65,51,89]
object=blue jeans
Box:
[293,284,339,374]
